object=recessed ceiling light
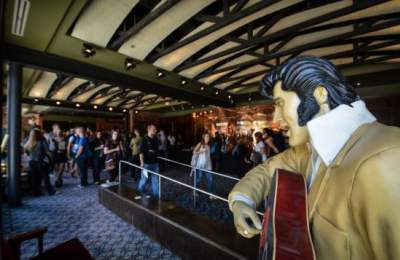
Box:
[157,70,164,78]
[93,105,98,109]
[181,79,187,85]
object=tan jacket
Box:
[229,122,400,260]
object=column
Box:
[7,63,22,207]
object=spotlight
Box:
[56,101,61,105]
[82,43,96,58]
[93,105,98,109]
[215,90,219,95]
[200,86,205,91]
[135,110,139,114]
[157,70,165,78]
[181,78,187,85]
[108,107,113,111]
[125,58,136,70]
[356,82,361,86]
[76,103,81,107]
[34,98,39,102]
[123,109,127,112]
[228,95,232,99]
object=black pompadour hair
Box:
[260,56,359,126]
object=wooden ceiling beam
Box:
[179,0,387,74]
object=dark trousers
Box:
[212,152,222,171]
[92,157,102,183]
[158,150,166,172]
[29,160,55,195]
[130,154,140,179]
[76,157,88,186]
[108,160,120,182]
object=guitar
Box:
[259,169,316,260]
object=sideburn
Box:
[297,94,320,126]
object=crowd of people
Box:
[18,121,287,199]
[190,128,288,195]
[21,123,181,197]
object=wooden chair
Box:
[2,227,93,260]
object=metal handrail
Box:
[157,156,240,181]
[118,160,264,216]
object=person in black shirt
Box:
[138,124,160,198]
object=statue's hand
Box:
[232,201,262,238]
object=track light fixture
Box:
[82,43,96,58]
[157,70,165,78]
[125,58,136,70]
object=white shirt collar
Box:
[307,100,376,166]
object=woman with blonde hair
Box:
[193,133,213,195]
[24,128,56,196]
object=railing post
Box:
[193,169,197,207]
[118,160,122,184]
[158,175,161,200]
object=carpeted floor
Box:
[3,161,255,260]
[3,171,180,260]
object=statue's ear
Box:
[313,86,330,114]
[313,86,328,105]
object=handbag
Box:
[105,158,116,171]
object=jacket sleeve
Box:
[350,147,400,260]
[228,145,308,210]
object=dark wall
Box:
[365,95,400,127]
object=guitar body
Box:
[259,169,316,260]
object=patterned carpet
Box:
[3,171,180,260]
[3,160,256,260]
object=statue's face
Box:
[272,81,309,147]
